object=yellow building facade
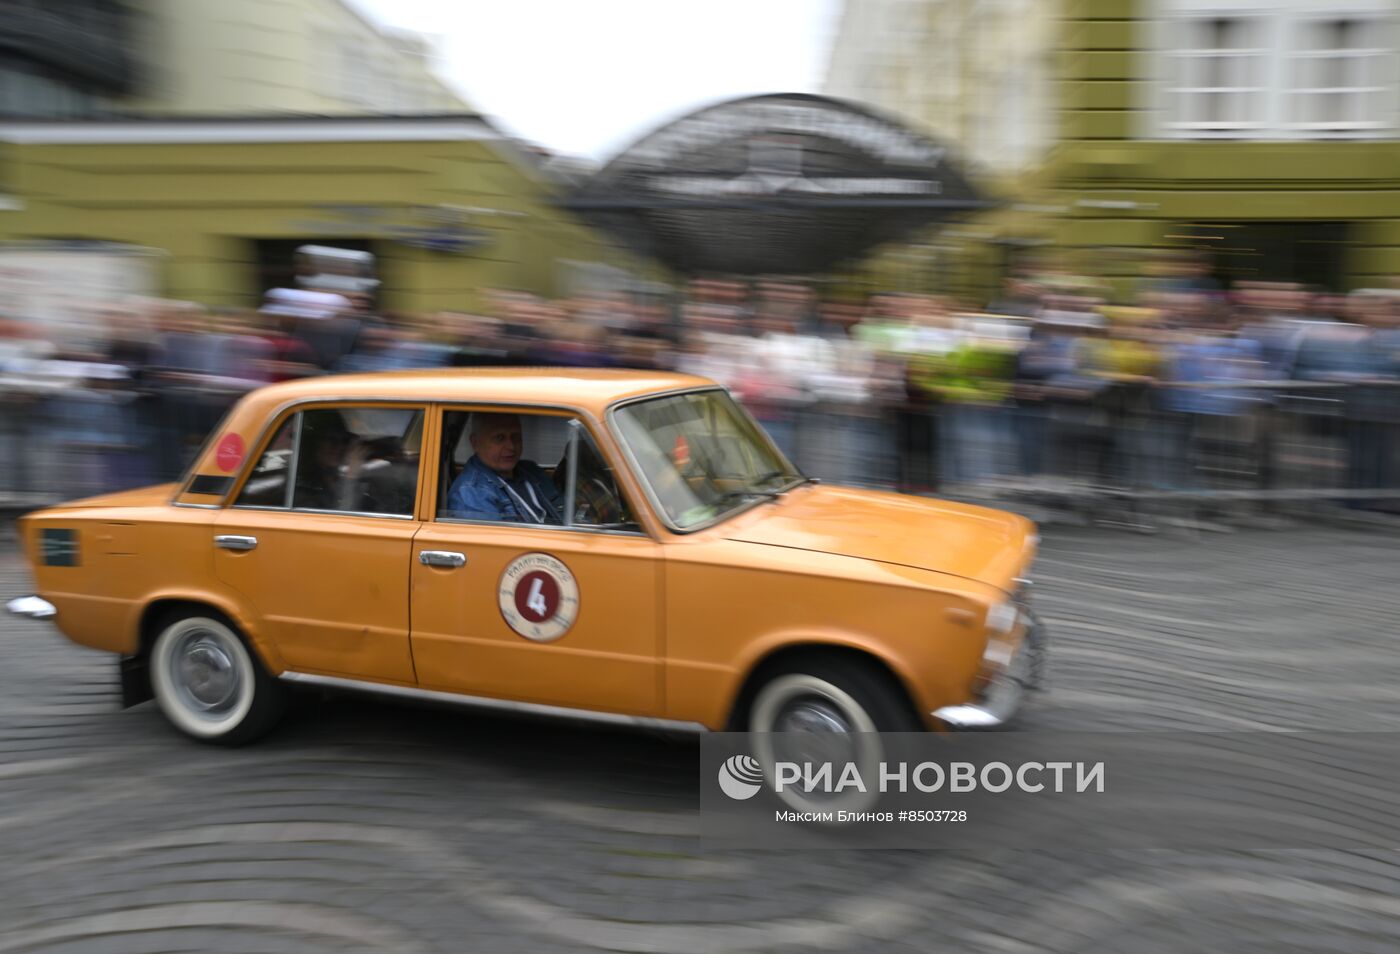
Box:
[0,116,635,312]
[827,0,1400,302]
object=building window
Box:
[1289,17,1391,132]
[0,64,98,118]
[1164,16,1270,132]
[1153,2,1397,140]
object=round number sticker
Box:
[498,553,579,642]
[215,433,246,472]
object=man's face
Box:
[471,416,523,476]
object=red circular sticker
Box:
[513,570,561,623]
[498,553,579,642]
[215,434,246,472]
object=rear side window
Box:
[236,406,423,517]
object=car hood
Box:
[40,483,180,511]
[727,485,1034,591]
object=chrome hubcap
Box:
[770,698,861,800]
[775,699,852,734]
[173,632,240,712]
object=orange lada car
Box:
[7,369,1043,744]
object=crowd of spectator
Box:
[2,261,1399,515]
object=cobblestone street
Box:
[2,526,1399,953]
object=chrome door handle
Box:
[419,550,466,568]
[215,534,258,551]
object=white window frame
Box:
[1146,0,1398,140]
[1285,11,1397,135]
[1160,12,1275,135]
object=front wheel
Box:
[748,657,919,735]
[149,615,285,745]
[746,657,918,814]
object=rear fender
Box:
[129,586,285,675]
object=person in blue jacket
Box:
[445,412,564,523]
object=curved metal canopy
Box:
[565,93,990,275]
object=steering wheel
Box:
[577,475,623,525]
[556,445,626,526]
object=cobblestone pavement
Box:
[2,527,1399,953]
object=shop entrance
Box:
[1174,222,1350,290]
[253,239,376,300]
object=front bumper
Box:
[6,595,56,620]
[933,611,1045,730]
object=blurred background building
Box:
[123,0,466,116]
[826,0,1400,301]
[0,0,142,118]
[1,0,1398,520]
[0,114,623,314]
[0,0,465,118]
[0,0,639,316]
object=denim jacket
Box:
[1295,327,1400,422]
[445,455,564,523]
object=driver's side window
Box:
[436,409,639,530]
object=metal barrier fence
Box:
[784,380,1400,522]
[0,384,243,510]
[3,379,1399,525]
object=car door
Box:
[214,404,426,683]
[408,407,663,715]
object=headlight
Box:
[985,599,1018,637]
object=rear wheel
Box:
[149,615,285,745]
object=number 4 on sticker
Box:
[526,577,548,617]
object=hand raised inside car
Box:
[342,440,371,479]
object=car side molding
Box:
[278,671,710,734]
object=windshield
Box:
[613,389,803,529]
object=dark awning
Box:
[564,93,990,275]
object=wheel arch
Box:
[133,591,283,673]
[722,638,926,731]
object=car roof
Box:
[248,367,716,415]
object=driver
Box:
[446,412,564,523]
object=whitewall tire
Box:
[746,659,917,815]
[149,615,283,745]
